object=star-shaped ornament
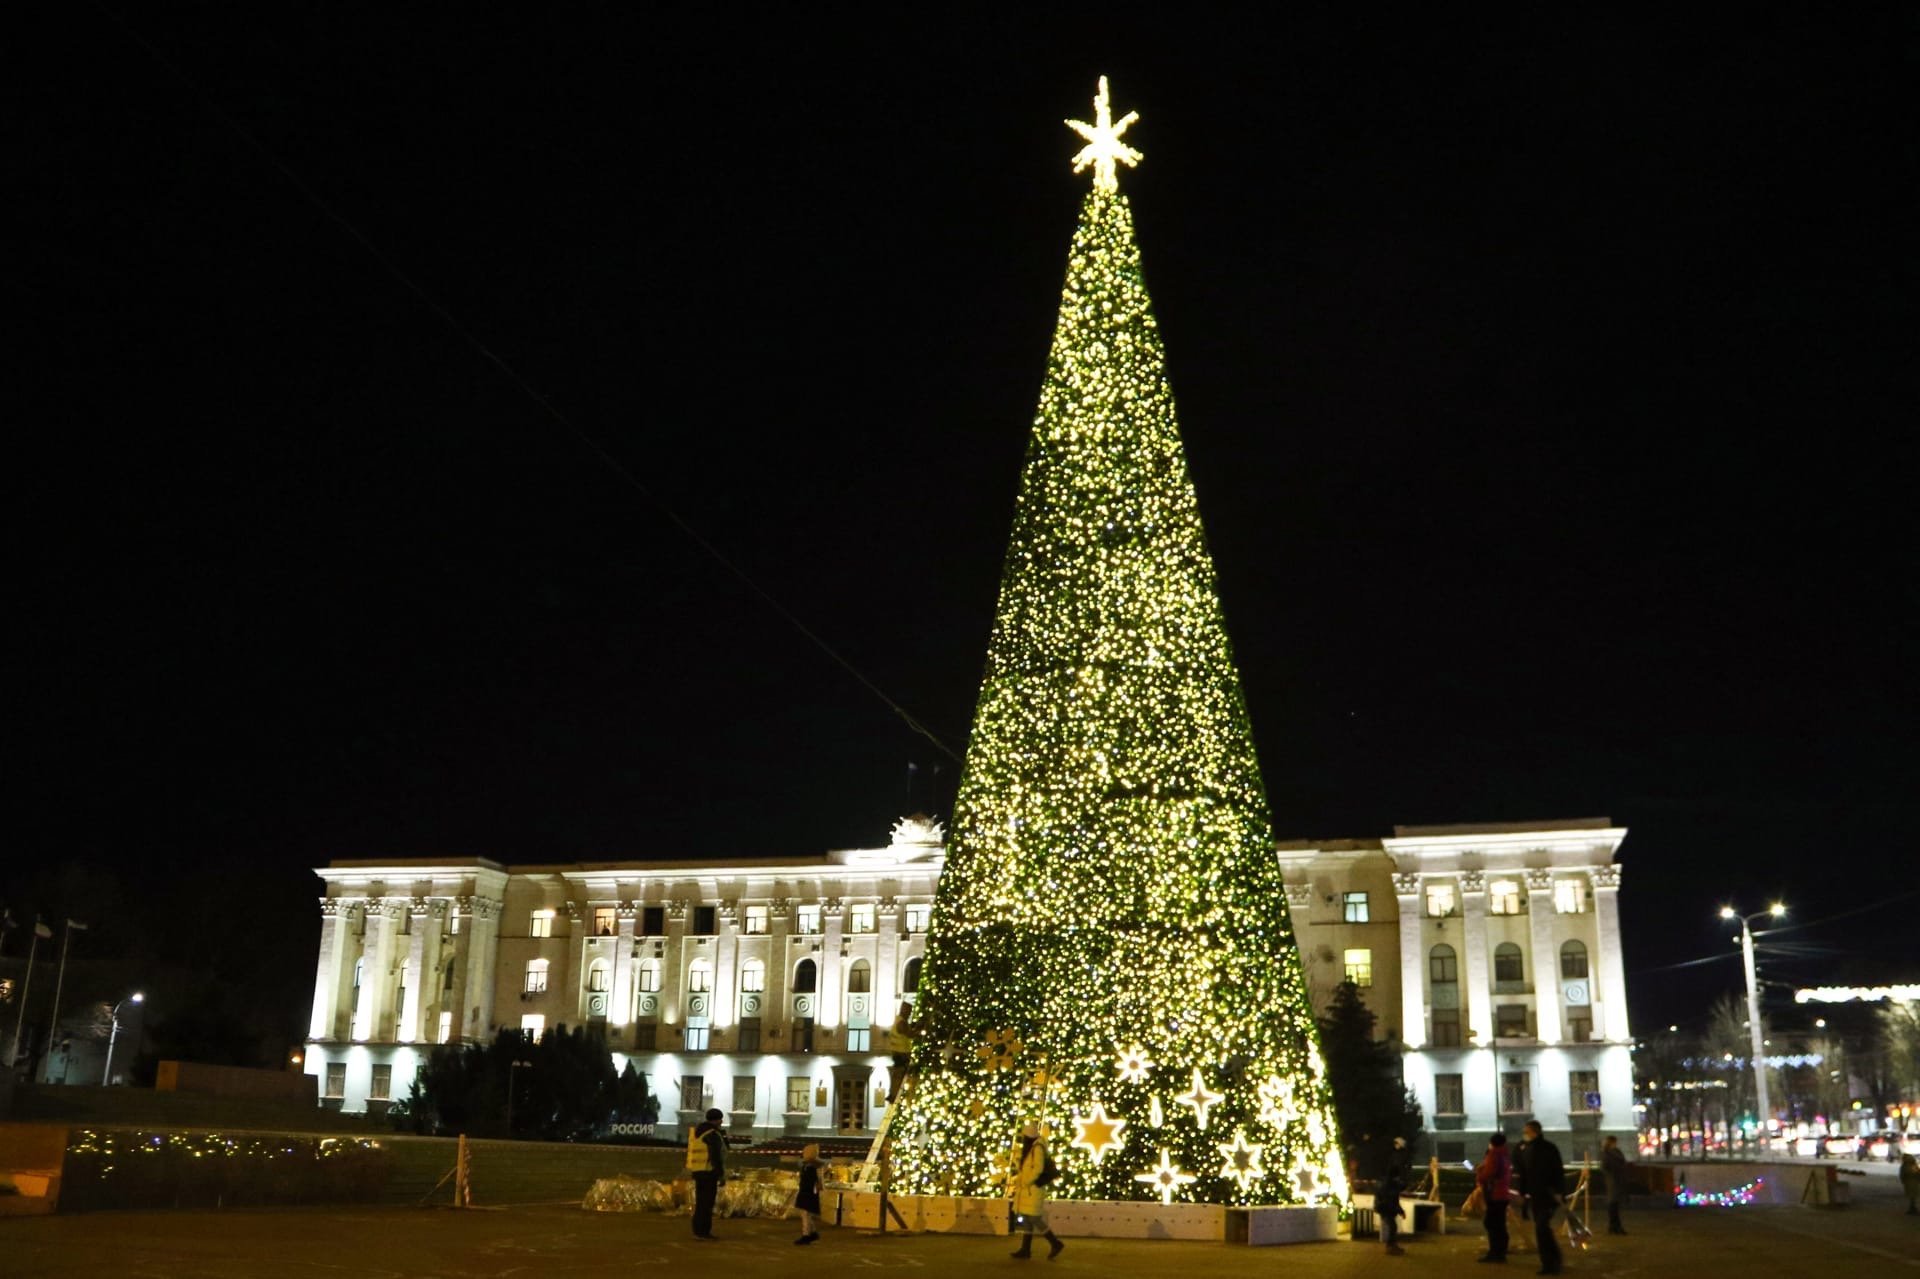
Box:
[1065,76,1142,193]
[1217,1130,1267,1192]
[1256,1075,1301,1128]
[968,1097,987,1119]
[1113,1044,1155,1085]
[1134,1148,1196,1205]
[1173,1067,1223,1130]
[1070,1101,1128,1166]
[1289,1152,1331,1200]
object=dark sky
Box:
[14,9,1914,1037]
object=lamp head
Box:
[130,992,144,1003]
[1718,906,1736,920]
[1769,902,1787,918]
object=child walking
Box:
[793,1143,823,1244]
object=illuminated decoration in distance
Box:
[1674,1176,1765,1207]
[1795,984,1920,1004]
[1065,76,1141,194]
[883,76,1345,1209]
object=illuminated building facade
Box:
[305,815,1632,1153]
[1277,818,1634,1159]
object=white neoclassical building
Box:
[1276,819,1633,1160]
[306,815,1632,1153]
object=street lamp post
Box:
[101,992,144,1085]
[1721,902,1786,1145]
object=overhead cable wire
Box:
[97,4,963,764]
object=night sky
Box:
[14,9,1913,1045]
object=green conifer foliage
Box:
[888,183,1346,1207]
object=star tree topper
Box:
[1066,75,1142,193]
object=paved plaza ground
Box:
[5,1160,1914,1276]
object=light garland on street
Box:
[1674,1177,1765,1207]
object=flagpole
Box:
[8,926,43,1068]
[43,921,84,1083]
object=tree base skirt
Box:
[825,1190,1339,1244]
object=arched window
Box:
[1493,943,1524,984]
[636,961,659,993]
[687,959,713,993]
[1560,940,1589,980]
[587,959,610,993]
[739,959,766,993]
[1429,944,1457,984]
[902,957,923,995]
[848,960,872,994]
[793,958,818,993]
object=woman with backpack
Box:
[1007,1121,1065,1260]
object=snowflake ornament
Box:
[1113,1044,1155,1085]
[978,1027,1024,1072]
[1256,1075,1301,1128]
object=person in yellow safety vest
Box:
[1007,1121,1064,1260]
[687,1108,726,1240]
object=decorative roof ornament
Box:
[1066,75,1141,193]
[891,814,946,849]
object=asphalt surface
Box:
[5,1160,1914,1276]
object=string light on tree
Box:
[885,75,1346,1208]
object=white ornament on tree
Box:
[1065,76,1142,193]
[1134,1148,1197,1205]
[1173,1067,1223,1130]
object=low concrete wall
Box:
[156,1062,317,1104]
[827,1191,1339,1244]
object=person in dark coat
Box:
[793,1142,823,1244]
[1476,1132,1513,1263]
[1377,1143,1408,1256]
[688,1108,726,1240]
[1601,1135,1630,1234]
[1516,1121,1565,1275]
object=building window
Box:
[587,961,610,993]
[692,906,717,935]
[1425,883,1457,918]
[793,958,818,993]
[1567,1013,1593,1043]
[1570,1070,1600,1111]
[1496,1004,1530,1039]
[1500,1071,1532,1114]
[437,1011,453,1044]
[744,905,768,935]
[637,963,660,993]
[325,1064,345,1099]
[1493,943,1525,985]
[684,1026,710,1051]
[847,1027,871,1051]
[1435,1073,1465,1115]
[1431,1009,1462,1046]
[904,905,931,934]
[641,906,666,935]
[681,1076,705,1112]
[794,1018,815,1052]
[370,1064,392,1101]
[524,959,549,994]
[1343,948,1373,987]
[520,1014,545,1042]
[1342,892,1370,923]
[848,960,872,994]
[902,957,923,996]
[1429,944,1458,984]
[739,960,766,993]
[631,1023,657,1050]
[738,1019,761,1051]
[530,909,555,938]
[796,905,822,935]
[688,960,713,993]
[849,904,876,934]
[592,907,616,936]
[733,1076,756,1112]
[787,1076,811,1113]
[1554,879,1589,915]
[1488,881,1522,915]
[1560,940,1589,979]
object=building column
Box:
[310,900,345,1040]
[367,899,405,1042]
[1590,866,1629,1042]
[661,898,688,1028]
[1524,870,1563,1044]
[1392,872,1425,1048]
[714,900,740,1033]
[819,898,845,1030]
[610,903,638,1028]
[399,899,431,1043]
[874,896,901,1034]
[454,896,502,1042]
[1459,872,1493,1044]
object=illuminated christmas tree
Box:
[888,80,1348,1208]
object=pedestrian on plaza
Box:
[1601,1135,1630,1235]
[1377,1140,1408,1257]
[687,1108,726,1241]
[1007,1121,1064,1260]
[1515,1121,1565,1276]
[793,1142,823,1244]
[1900,1153,1919,1216]
[1475,1132,1513,1264]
